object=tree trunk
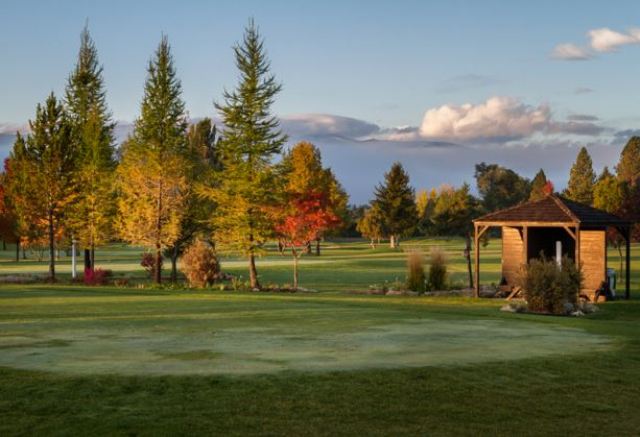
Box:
[15,238,20,262]
[155,244,162,284]
[315,239,321,256]
[305,241,312,254]
[170,244,179,282]
[293,251,299,289]
[370,238,375,249]
[90,244,95,270]
[48,209,55,280]
[249,253,260,289]
[465,233,473,289]
[390,235,398,249]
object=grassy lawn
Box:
[0,239,639,435]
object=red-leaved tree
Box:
[275,193,340,289]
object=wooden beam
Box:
[476,225,489,240]
[474,224,480,298]
[563,226,577,240]
[473,220,578,228]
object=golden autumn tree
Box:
[203,20,286,289]
[65,26,116,268]
[116,36,188,283]
[280,142,348,255]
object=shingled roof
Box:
[474,194,631,227]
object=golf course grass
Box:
[0,238,639,435]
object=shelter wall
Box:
[501,226,523,285]
[580,229,606,296]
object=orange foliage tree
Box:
[275,193,340,289]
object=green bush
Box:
[428,247,448,291]
[180,240,221,288]
[523,255,582,314]
[406,251,426,293]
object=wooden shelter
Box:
[473,194,632,300]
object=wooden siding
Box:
[579,230,606,296]
[502,226,523,285]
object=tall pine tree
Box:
[565,147,595,205]
[204,20,286,289]
[116,36,189,283]
[529,169,548,201]
[616,136,640,185]
[65,25,116,268]
[372,162,417,248]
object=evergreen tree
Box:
[529,169,548,201]
[616,136,640,185]
[116,36,189,283]
[372,162,417,248]
[565,147,596,205]
[65,25,116,268]
[22,94,76,279]
[474,162,530,212]
[204,20,286,289]
[166,118,219,281]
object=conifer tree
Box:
[116,36,189,284]
[22,94,76,279]
[204,20,286,289]
[565,147,596,205]
[616,136,640,185]
[166,118,219,281]
[65,25,116,268]
[529,169,548,201]
[372,162,417,248]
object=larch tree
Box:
[616,136,640,185]
[116,36,189,284]
[529,169,548,201]
[204,20,286,289]
[65,25,116,269]
[565,147,596,205]
[372,162,418,248]
[356,205,384,248]
[22,94,77,280]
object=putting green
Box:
[0,304,610,375]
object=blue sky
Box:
[1,0,640,202]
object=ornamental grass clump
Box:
[406,250,426,293]
[523,255,582,314]
[180,239,221,288]
[428,247,448,291]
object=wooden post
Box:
[474,224,480,298]
[522,226,528,264]
[625,226,631,300]
[575,225,581,269]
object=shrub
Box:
[180,239,221,288]
[428,247,448,291]
[406,251,426,293]
[141,253,162,279]
[83,268,112,286]
[523,255,582,314]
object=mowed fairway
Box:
[1,239,639,435]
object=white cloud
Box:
[419,97,551,142]
[588,27,640,52]
[551,43,591,60]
